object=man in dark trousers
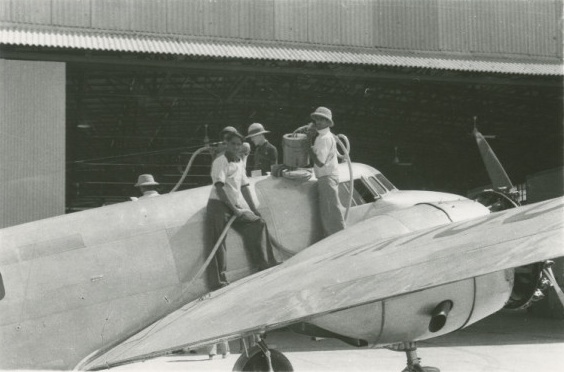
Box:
[206,129,278,289]
[246,122,278,176]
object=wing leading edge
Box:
[81,197,564,370]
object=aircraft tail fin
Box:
[473,127,514,191]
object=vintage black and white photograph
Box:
[0,1,562,371]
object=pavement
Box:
[112,309,564,372]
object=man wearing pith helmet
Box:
[308,106,345,236]
[246,123,278,176]
[134,174,160,199]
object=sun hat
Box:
[224,129,244,141]
[310,107,334,127]
[220,126,239,137]
[246,123,270,138]
[135,174,159,187]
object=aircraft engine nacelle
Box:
[304,269,514,347]
[298,199,516,347]
[503,262,549,311]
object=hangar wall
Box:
[0,0,561,59]
[0,59,65,228]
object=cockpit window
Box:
[366,176,387,195]
[375,174,397,191]
[355,179,376,203]
[339,179,376,206]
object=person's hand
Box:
[294,124,310,134]
[307,123,317,133]
[238,209,260,222]
[306,124,317,143]
[240,142,251,157]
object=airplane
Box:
[0,129,562,371]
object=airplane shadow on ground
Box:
[420,309,564,348]
[186,310,564,356]
[155,309,564,366]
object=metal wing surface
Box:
[82,198,564,370]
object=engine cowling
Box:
[504,262,548,310]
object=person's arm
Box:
[211,156,242,216]
[269,145,278,166]
[294,123,311,134]
[307,129,323,167]
[253,150,260,171]
[215,183,242,217]
[241,184,261,216]
[309,147,325,167]
[310,135,333,168]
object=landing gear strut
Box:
[387,342,440,372]
[232,335,293,372]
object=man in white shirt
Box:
[307,107,345,237]
[134,174,160,199]
[214,126,251,168]
[207,130,278,289]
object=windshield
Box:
[338,172,397,207]
[366,176,387,195]
[375,173,397,191]
[338,179,376,206]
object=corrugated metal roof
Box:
[0,27,562,75]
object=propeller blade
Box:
[473,128,513,190]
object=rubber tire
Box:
[232,345,293,372]
[402,366,440,372]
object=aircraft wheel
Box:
[402,366,440,372]
[232,345,293,371]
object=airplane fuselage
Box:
[0,163,509,370]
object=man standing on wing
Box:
[307,107,346,237]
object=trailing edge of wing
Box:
[81,197,564,370]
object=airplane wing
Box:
[80,197,564,370]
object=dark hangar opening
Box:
[65,54,563,212]
[67,55,562,211]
